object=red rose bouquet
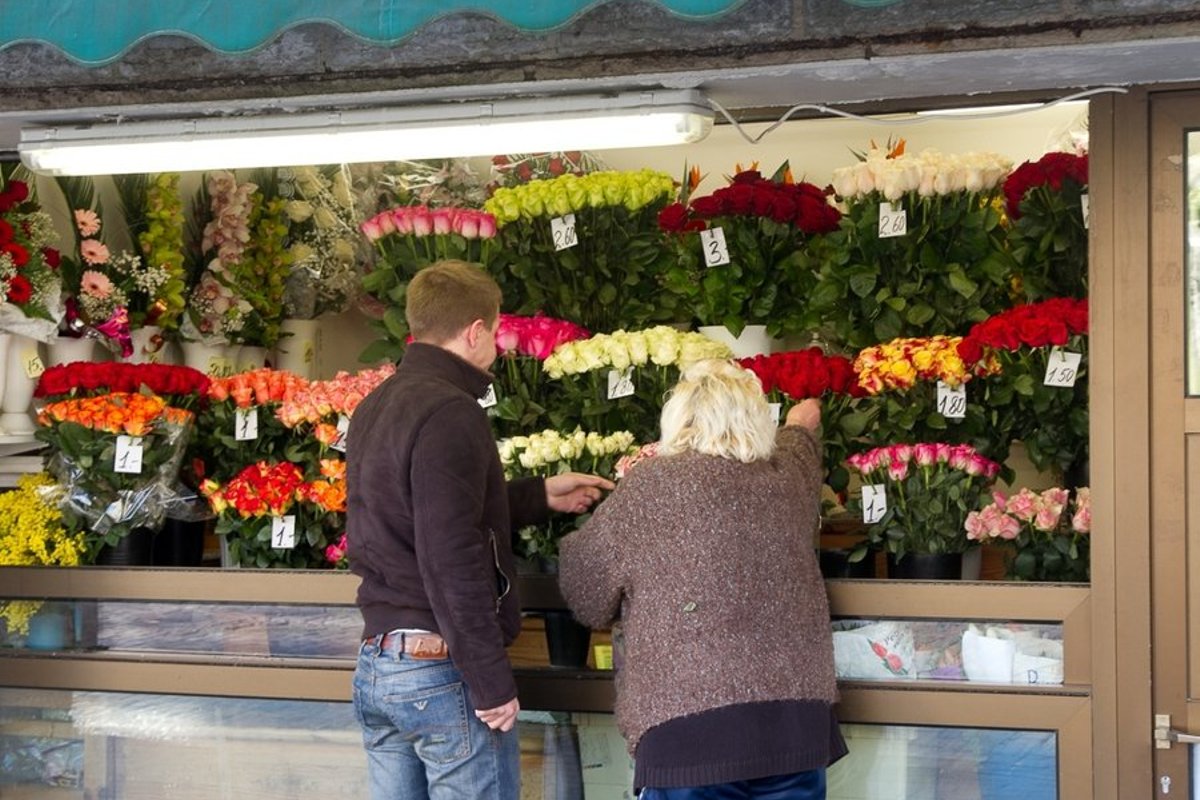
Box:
[1002,152,1088,301]
[36,362,210,410]
[0,170,63,341]
[957,297,1089,475]
[737,348,867,492]
[659,166,841,338]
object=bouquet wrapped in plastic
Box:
[36,392,194,560]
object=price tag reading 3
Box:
[700,227,731,267]
[768,402,782,425]
[235,408,259,441]
[114,435,144,474]
[936,381,967,419]
[478,383,497,409]
[862,484,887,524]
[331,415,350,453]
[22,349,44,379]
[271,515,297,549]
[1044,349,1082,388]
[551,214,578,251]
[607,368,635,400]
[879,202,907,238]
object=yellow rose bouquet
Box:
[484,169,679,332]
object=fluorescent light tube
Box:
[19,90,713,176]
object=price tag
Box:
[208,355,234,377]
[478,383,497,408]
[1080,192,1089,230]
[862,484,887,524]
[1044,349,1083,388]
[234,408,259,441]
[271,515,297,549]
[114,435,144,474]
[551,214,578,251]
[607,368,635,400]
[936,381,967,419]
[331,414,350,453]
[700,227,731,267]
[22,348,44,379]
[879,202,907,238]
[768,402,782,425]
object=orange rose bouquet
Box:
[35,392,194,558]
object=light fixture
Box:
[18,90,714,176]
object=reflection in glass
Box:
[1186,131,1200,394]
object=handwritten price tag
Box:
[936,381,967,419]
[208,355,234,377]
[768,402,782,425]
[235,408,259,441]
[331,414,350,453]
[700,227,731,267]
[551,214,578,251]
[862,484,887,524]
[607,368,635,400]
[22,348,44,379]
[114,435,144,474]
[879,202,907,238]
[271,515,297,549]
[1080,192,1089,230]
[1044,349,1082,388]
[478,383,497,409]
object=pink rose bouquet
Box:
[490,313,589,440]
[965,486,1090,581]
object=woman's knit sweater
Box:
[558,426,845,788]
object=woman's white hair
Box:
[658,359,776,463]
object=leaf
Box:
[947,269,979,298]
[849,273,878,298]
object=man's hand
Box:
[545,472,614,514]
[786,398,822,431]
[476,698,520,732]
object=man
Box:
[346,259,612,799]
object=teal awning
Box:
[0,0,749,65]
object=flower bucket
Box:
[123,326,168,364]
[93,526,156,567]
[544,609,592,669]
[151,517,208,567]
[697,324,779,358]
[886,552,963,580]
[46,335,96,367]
[275,318,322,379]
[179,340,235,377]
[819,548,876,579]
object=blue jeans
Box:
[353,637,519,800]
[640,769,826,799]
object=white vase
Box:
[46,336,96,367]
[275,318,321,378]
[697,324,780,358]
[0,333,41,435]
[123,326,168,364]
[235,345,269,373]
[179,340,235,377]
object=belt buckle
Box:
[409,635,447,660]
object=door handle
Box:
[1154,714,1200,749]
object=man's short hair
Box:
[406,260,502,343]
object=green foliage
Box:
[1007,182,1088,301]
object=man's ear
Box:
[464,318,485,348]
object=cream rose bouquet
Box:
[814,142,1015,350]
[278,165,362,320]
[498,428,638,562]
[541,326,731,442]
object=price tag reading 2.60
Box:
[700,227,731,267]
[551,214,578,251]
[936,381,967,419]
[878,202,907,238]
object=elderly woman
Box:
[558,359,845,800]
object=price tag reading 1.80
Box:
[1044,349,1083,388]
[936,381,967,419]
[699,227,731,267]
[862,484,887,524]
[607,368,635,400]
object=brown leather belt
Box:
[369,631,449,660]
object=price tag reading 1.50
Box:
[1044,349,1083,388]
[879,202,907,238]
[936,381,967,419]
[551,214,578,251]
[700,227,731,267]
[862,484,887,524]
